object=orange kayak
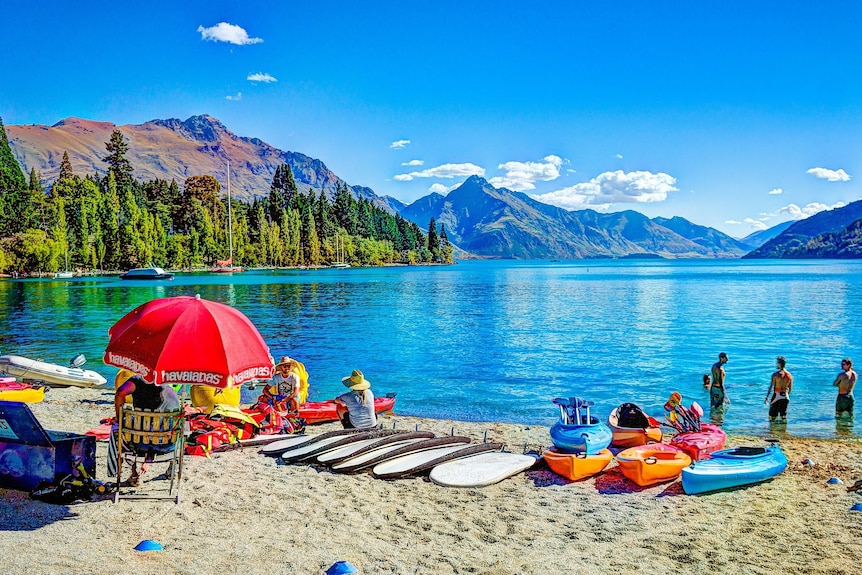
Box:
[543,448,612,481]
[615,443,691,486]
[608,407,663,447]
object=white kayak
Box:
[0,355,107,388]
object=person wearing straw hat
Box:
[333,369,377,429]
[264,356,301,413]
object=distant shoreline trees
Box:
[0,120,453,274]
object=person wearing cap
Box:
[333,369,377,429]
[264,356,301,413]
[709,352,730,408]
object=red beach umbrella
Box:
[104,295,273,388]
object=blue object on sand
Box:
[851,503,862,512]
[134,540,163,552]
[326,561,358,575]
[827,477,843,485]
[681,444,788,495]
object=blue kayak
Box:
[550,396,613,454]
[550,418,613,454]
[681,444,787,495]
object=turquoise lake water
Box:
[1,259,860,439]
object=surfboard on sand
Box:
[429,452,538,487]
[329,436,457,473]
[279,429,405,464]
[260,428,367,457]
[317,431,435,465]
[372,442,502,479]
[213,433,297,453]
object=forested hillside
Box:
[0,119,452,274]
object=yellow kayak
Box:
[0,379,46,403]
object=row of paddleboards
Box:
[260,428,537,487]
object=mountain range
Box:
[7,114,860,259]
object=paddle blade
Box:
[690,401,704,418]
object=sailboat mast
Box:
[227,160,233,261]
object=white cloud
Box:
[394,163,485,181]
[725,220,742,225]
[390,139,411,149]
[807,167,851,182]
[779,201,846,220]
[768,188,783,195]
[248,72,277,83]
[198,23,263,45]
[225,92,242,101]
[743,218,768,231]
[531,170,678,210]
[401,159,424,166]
[429,183,460,194]
[488,155,564,191]
[615,154,623,159]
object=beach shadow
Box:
[79,398,113,406]
[526,469,574,487]
[655,481,685,497]
[0,490,84,530]
[594,468,651,494]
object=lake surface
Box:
[1,259,860,439]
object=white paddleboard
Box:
[430,452,537,487]
[330,438,438,472]
[260,435,316,456]
[317,431,434,465]
[372,443,496,478]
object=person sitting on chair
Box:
[112,375,180,486]
[333,369,377,429]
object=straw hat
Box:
[342,369,371,390]
[275,356,293,368]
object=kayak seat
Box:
[114,405,186,503]
[733,447,767,456]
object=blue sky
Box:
[2,1,860,238]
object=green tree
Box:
[57,151,74,181]
[0,117,25,192]
[427,217,440,261]
[102,129,134,190]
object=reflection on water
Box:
[1,259,861,438]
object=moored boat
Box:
[670,423,727,461]
[543,447,612,481]
[608,403,663,447]
[681,443,787,495]
[0,377,46,403]
[0,355,107,388]
[615,443,691,486]
[549,397,612,454]
[119,267,174,280]
[299,393,396,424]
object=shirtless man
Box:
[710,352,729,408]
[833,358,857,418]
[765,356,793,422]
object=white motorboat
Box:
[119,267,174,280]
[0,354,107,388]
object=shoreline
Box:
[1,386,861,574]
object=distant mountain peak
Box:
[149,115,228,143]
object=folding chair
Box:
[113,405,185,503]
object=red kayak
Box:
[299,394,396,425]
[670,423,727,461]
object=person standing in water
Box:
[710,352,730,408]
[833,358,857,418]
[765,356,793,422]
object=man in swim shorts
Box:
[833,358,857,418]
[765,356,793,422]
[710,352,729,408]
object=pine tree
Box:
[0,117,25,192]
[57,151,74,181]
[102,130,134,189]
[427,217,440,261]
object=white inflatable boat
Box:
[0,354,107,388]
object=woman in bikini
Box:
[765,356,793,422]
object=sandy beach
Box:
[1,386,861,575]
